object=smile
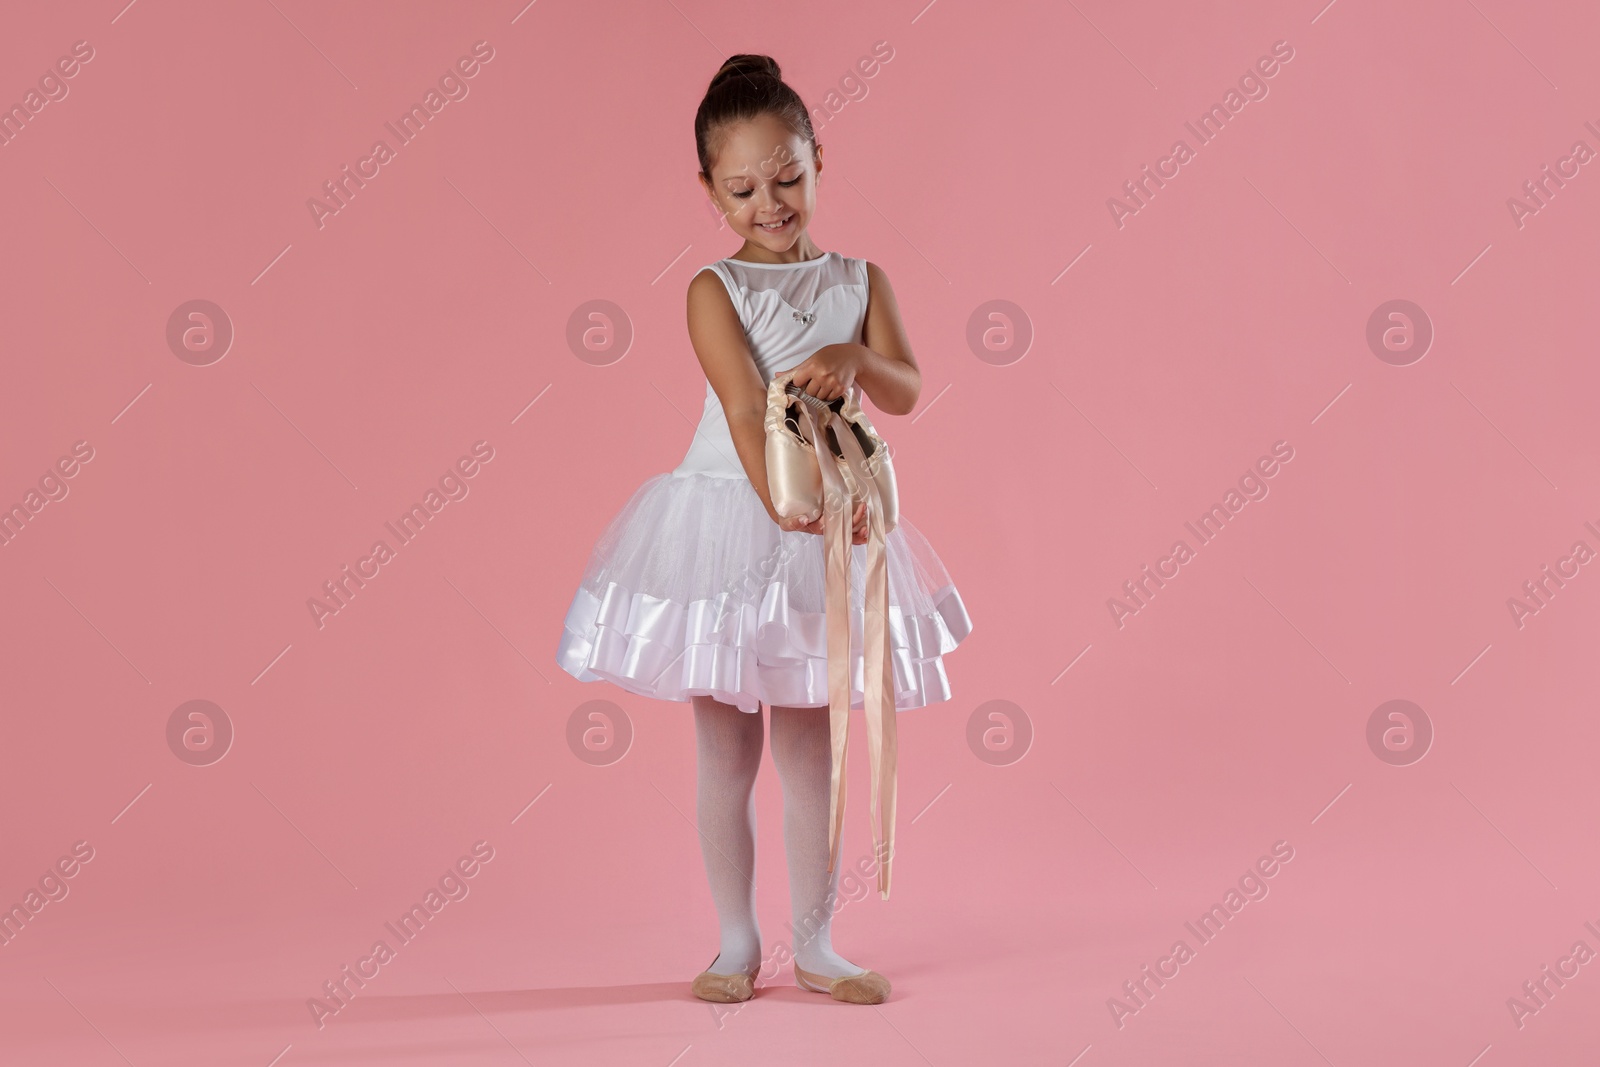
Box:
[758,214,793,232]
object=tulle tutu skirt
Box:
[555,470,973,714]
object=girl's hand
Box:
[786,343,863,403]
[776,500,871,544]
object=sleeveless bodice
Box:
[673,251,868,478]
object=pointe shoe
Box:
[793,962,892,1005]
[691,956,757,1003]
[764,374,899,533]
[816,384,898,534]
[764,379,828,525]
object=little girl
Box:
[555,54,972,1006]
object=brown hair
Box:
[694,54,817,182]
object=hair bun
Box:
[710,54,781,90]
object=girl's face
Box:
[700,113,822,256]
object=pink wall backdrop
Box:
[3,0,1598,1064]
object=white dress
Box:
[554,250,973,713]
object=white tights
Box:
[692,694,863,979]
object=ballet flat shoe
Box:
[793,963,891,1005]
[691,957,757,1003]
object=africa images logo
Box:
[307,41,496,230]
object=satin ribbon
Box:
[791,391,897,900]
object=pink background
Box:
[3,0,1599,1064]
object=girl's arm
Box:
[788,262,922,416]
[686,269,784,522]
[853,261,922,417]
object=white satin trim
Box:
[556,577,973,714]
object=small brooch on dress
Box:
[792,310,816,327]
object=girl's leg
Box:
[768,703,865,979]
[692,694,764,976]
